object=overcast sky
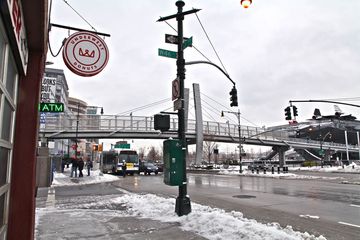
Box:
[47,0,360,131]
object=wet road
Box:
[113,172,360,240]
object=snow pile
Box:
[52,170,119,186]
[289,162,360,173]
[82,193,326,240]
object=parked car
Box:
[154,163,163,172]
[140,162,159,175]
[248,163,271,171]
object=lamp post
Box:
[86,105,104,168]
[319,131,332,168]
[222,109,243,173]
[75,102,80,160]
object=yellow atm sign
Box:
[38,103,64,112]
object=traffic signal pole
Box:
[158,0,199,216]
[175,0,191,217]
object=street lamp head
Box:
[241,0,252,8]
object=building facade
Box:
[0,0,48,239]
[42,68,70,156]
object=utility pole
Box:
[221,110,243,173]
[75,102,80,160]
[158,1,199,216]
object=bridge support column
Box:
[278,147,288,168]
[193,83,203,165]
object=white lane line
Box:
[338,222,360,228]
[350,204,360,208]
[299,214,320,219]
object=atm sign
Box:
[39,103,64,113]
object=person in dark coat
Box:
[86,159,93,176]
[70,158,78,178]
[121,160,127,178]
[78,158,84,177]
[61,158,66,173]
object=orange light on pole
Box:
[240,0,252,8]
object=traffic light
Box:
[292,106,298,117]
[98,144,103,152]
[92,145,98,151]
[229,86,238,107]
[284,106,292,120]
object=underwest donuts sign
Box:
[62,31,109,77]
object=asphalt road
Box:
[37,171,360,240]
[111,172,360,240]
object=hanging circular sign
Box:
[62,31,109,77]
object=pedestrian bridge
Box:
[39,114,359,153]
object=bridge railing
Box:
[40,114,288,140]
[40,114,359,150]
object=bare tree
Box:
[203,141,217,164]
[138,147,146,160]
[147,146,161,161]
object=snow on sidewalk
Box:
[52,169,119,186]
[45,168,327,240]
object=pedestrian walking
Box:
[86,159,93,176]
[122,160,127,178]
[61,158,66,173]
[70,158,78,178]
[78,158,84,177]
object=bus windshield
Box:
[119,151,139,164]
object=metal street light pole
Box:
[75,102,80,160]
[158,1,199,216]
[222,109,243,173]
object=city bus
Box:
[101,151,118,173]
[117,150,140,175]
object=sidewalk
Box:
[35,166,327,240]
[35,168,206,240]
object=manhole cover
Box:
[233,195,256,199]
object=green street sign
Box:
[114,143,131,149]
[38,103,64,112]
[158,48,177,59]
[182,36,193,49]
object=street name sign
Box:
[38,103,64,112]
[115,143,131,149]
[158,48,177,59]
[165,34,190,45]
[182,36,193,49]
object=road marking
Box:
[338,222,360,228]
[350,204,360,208]
[45,187,55,208]
[299,214,320,219]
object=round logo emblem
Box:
[62,31,109,77]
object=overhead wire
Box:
[194,11,228,75]
[62,0,98,32]
[163,20,212,62]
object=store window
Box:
[0,34,5,81]
[0,99,13,141]
[0,147,8,186]
[0,194,4,228]
[0,17,19,237]
[5,56,16,99]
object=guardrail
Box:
[39,114,359,151]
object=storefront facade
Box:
[0,0,48,239]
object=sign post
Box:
[158,0,200,217]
